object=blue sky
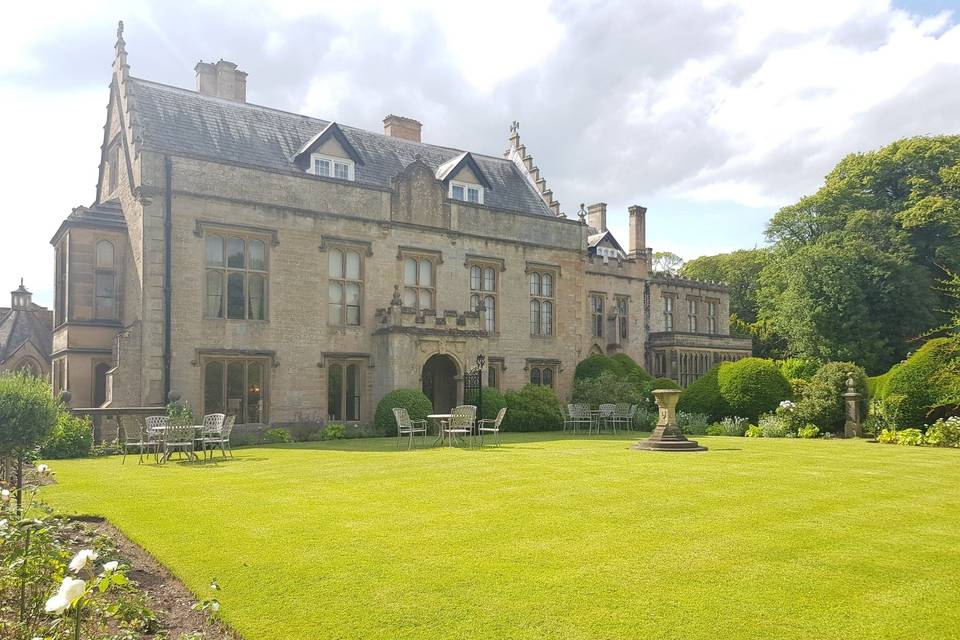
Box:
[1,0,959,306]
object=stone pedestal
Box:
[843,376,863,438]
[632,389,707,452]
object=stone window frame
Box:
[203,229,271,322]
[466,256,502,334]
[323,353,372,423]
[449,180,484,205]
[526,263,558,338]
[55,240,68,326]
[326,245,365,328]
[663,293,676,332]
[108,142,121,194]
[589,292,605,339]
[687,296,699,333]
[310,153,355,181]
[486,356,505,391]
[705,298,719,335]
[398,247,442,313]
[94,239,118,320]
[614,295,630,340]
[525,358,560,389]
[52,357,67,394]
[200,353,271,424]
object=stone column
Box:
[843,376,863,438]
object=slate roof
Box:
[0,286,52,366]
[50,200,126,245]
[129,78,555,217]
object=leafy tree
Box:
[0,372,60,513]
[681,249,772,323]
[652,251,684,275]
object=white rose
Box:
[36,464,49,474]
[68,549,98,573]
[45,577,86,614]
[1,489,9,502]
[102,560,119,572]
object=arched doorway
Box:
[421,354,458,413]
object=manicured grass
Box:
[42,434,960,639]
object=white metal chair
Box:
[560,404,574,432]
[393,408,428,449]
[477,408,507,447]
[199,413,226,459]
[569,404,594,435]
[161,422,196,462]
[598,403,617,434]
[202,415,235,458]
[442,405,477,447]
[613,403,633,431]
[119,415,156,464]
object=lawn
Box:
[41,433,960,640]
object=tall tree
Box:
[651,252,684,275]
[680,249,771,323]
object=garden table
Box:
[150,425,204,462]
[427,413,452,447]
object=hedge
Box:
[478,387,508,421]
[796,362,867,433]
[574,353,652,382]
[374,389,433,436]
[717,358,791,422]
[676,365,730,422]
[877,338,959,428]
[503,384,562,431]
[651,377,680,390]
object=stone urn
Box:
[632,388,707,452]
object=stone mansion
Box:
[50,24,751,424]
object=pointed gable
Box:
[291,122,365,170]
[435,152,493,190]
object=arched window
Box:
[95,240,116,319]
[529,271,554,335]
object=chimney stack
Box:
[383,115,422,143]
[628,205,647,258]
[195,59,247,102]
[587,202,607,233]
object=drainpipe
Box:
[163,155,173,401]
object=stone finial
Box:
[577,203,587,224]
[846,375,856,393]
[390,284,402,307]
[117,20,124,39]
[510,120,520,134]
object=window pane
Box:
[329,282,343,324]
[227,272,245,319]
[531,368,541,385]
[419,289,433,310]
[419,259,432,287]
[543,367,554,388]
[530,299,540,334]
[204,362,224,415]
[483,267,495,291]
[346,283,361,326]
[470,266,481,291]
[346,364,360,421]
[329,249,343,279]
[316,159,330,176]
[452,185,464,200]
[542,274,553,297]
[249,240,266,271]
[227,238,245,268]
[403,288,416,307]
[247,362,264,423]
[96,272,115,299]
[346,305,360,326]
[96,241,114,269]
[484,296,495,332]
[404,258,417,285]
[543,301,553,335]
[470,294,480,312]
[334,162,349,179]
[248,274,265,320]
[345,251,361,279]
[227,361,245,423]
[328,364,343,420]
[206,235,224,266]
[529,272,541,296]
[206,270,223,318]
[467,188,479,203]
[488,366,497,390]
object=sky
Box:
[1,0,959,307]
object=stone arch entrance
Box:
[421,354,459,413]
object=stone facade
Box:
[49,24,750,424]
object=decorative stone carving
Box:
[632,388,707,452]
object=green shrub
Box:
[0,372,60,457]
[866,373,888,400]
[878,338,959,429]
[573,371,650,410]
[718,358,791,422]
[325,423,346,440]
[705,424,724,436]
[40,412,93,459]
[745,424,763,438]
[633,405,658,430]
[677,412,710,435]
[263,428,292,444]
[574,354,612,380]
[651,377,680,390]
[789,378,808,401]
[677,366,730,421]
[877,428,898,444]
[478,387,508,421]
[715,416,749,436]
[758,414,791,438]
[166,399,195,425]
[796,362,868,434]
[778,358,820,381]
[925,417,960,447]
[797,424,820,439]
[503,385,562,432]
[374,389,433,436]
[896,428,924,446]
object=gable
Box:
[292,122,365,170]
[450,164,481,185]
[315,136,351,159]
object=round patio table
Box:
[427,414,451,447]
[149,425,205,462]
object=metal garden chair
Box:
[199,413,226,459]
[598,403,617,434]
[477,407,507,447]
[393,407,428,449]
[569,404,594,435]
[202,414,235,458]
[442,405,477,447]
[119,415,156,464]
[560,404,574,432]
[613,403,633,431]
[161,422,196,462]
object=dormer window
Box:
[311,154,354,181]
[450,181,483,204]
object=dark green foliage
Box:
[677,366,730,422]
[574,353,651,382]
[651,377,680,390]
[878,338,959,428]
[795,361,868,433]
[502,385,562,432]
[717,358,791,422]
[40,412,93,459]
[573,371,649,408]
[478,387,508,421]
[264,427,293,443]
[681,249,772,323]
[866,373,888,400]
[0,372,60,456]
[574,354,611,380]
[374,389,433,436]
[778,358,820,381]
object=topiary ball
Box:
[717,358,791,422]
[375,389,433,436]
[677,365,730,422]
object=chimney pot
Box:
[628,204,648,260]
[195,59,247,102]
[586,202,607,233]
[383,114,422,142]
